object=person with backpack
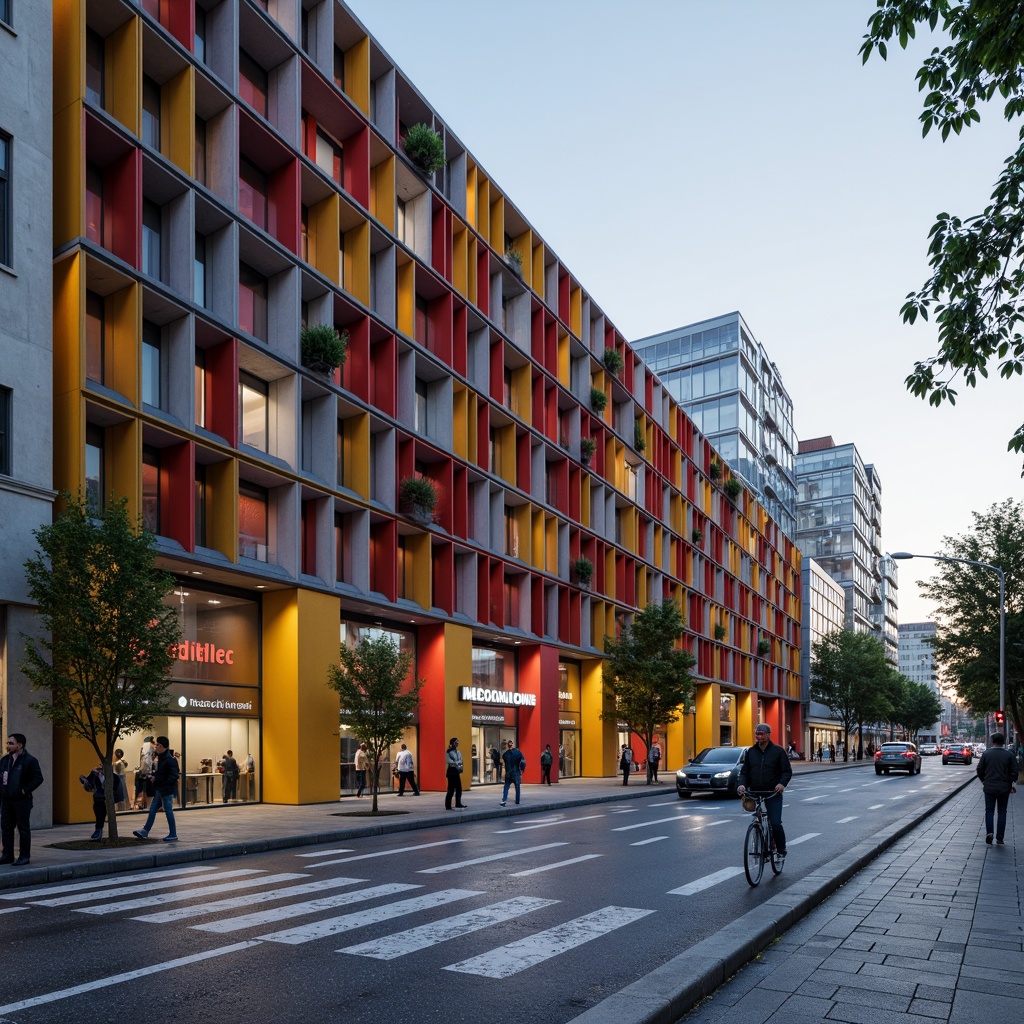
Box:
[976,733,1018,845]
[619,744,633,786]
[648,739,662,782]
[132,736,180,842]
[540,744,554,785]
[500,739,524,806]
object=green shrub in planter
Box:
[403,123,445,174]
[709,459,722,481]
[691,528,703,543]
[590,387,608,413]
[504,246,523,273]
[634,423,646,452]
[570,556,594,588]
[301,323,349,376]
[714,624,727,641]
[399,476,438,521]
[724,478,743,500]
[602,347,624,376]
[580,437,597,464]
[757,638,771,656]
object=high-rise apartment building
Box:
[795,437,897,660]
[0,0,55,827]
[898,621,942,744]
[633,312,797,539]
[801,559,847,757]
[37,0,801,822]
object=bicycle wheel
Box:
[744,821,765,886]
[770,833,784,875]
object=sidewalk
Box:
[0,758,865,892]
[569,778,1015,1024]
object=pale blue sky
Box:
[347,0,1023,623]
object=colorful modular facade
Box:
[45,0,801,821]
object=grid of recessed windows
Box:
[0,133,9,267]
[0,386,10,476]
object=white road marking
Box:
[668,867,745,894]
[889,794,909,801]
[800,795,828,802]
[29,869,268,907]
[631,836,669,846]
[295,848,353,858]
[835,816,859,824]
[610,808,639,814]
[418,842,568,873]
[309,839,465,867]
[868,804,885,810]
[444,905,653,977]
[613,815,698,832]
[510,854,603,877]
[340,896,558,959]
[259,888,481,945]
[0,865,215,901]
[132,876,366,923]
[496,814,606,833]
[0,942,260,1015]
[0,907,27,915]
[76,872,310,915]
[786,833,820,846]
[193,882,420,934]
[649,800,684,807]
[837,787,857,793]
[685,820,731,832]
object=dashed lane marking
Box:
[418,842,568,874]
[510,854,603,877]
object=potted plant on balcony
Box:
[757,637,771,656]
[580,436,597,465]
[634,422,646,452]
[570,556,594,590]
[403,123,446,175]
[399,475,438,525]
[601,347,624,377]
[724,478,743,501]
[714,624,727,641]
[691,527,703,544]
[590,387,607,414]
[504,245,523,274]
[709,459,722,481]
[301,323,349,377]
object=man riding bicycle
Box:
[736,724,792,862]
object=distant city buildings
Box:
[633,312,797,538]
[898,621,943,743]
[801,559,847,757]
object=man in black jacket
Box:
[132,736,180,842]
[1,733,45,866]
[976,733,1017,845]
[737,724,792,860]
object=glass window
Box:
[85,162,104,245]
[334,511,344,582]
[333,45,345,89]
[194,4,206,62]
[194,464,206,547]
[142,446,160,534]
[336,421,344,487]
[85,290,104,383]
[239,51,268,118]
[239,372,268,451]
[315,130,342,184]
[194,350,206,429]
[85,424,104,509]
[238,158,267,230]
[142,76,161,151]
[239,482,269,560]
[238,262,267,340]
[301,400,313,473]
[142,199,162,279]
[194,233,206,307]
[0,133,9,267]
[415,378,428,434]
[141,321,162,407]
[86,29,104,107]
[194,117,207,186]
[0,385,10,476]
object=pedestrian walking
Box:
[80,762,127,840]
[0,733,45,866]
[395,743,420,796]
[444,737,466,810]
[221,750,239,802]
[500,739,524,805]
[540,744,554,785]
[649,739,662,782]
[976,732,1017,845]
[829,743,836,763]
[133,735,156,809]
[816,744,823,762]
[353,742,369,798]
[619,744,633,786]
[132,736,180,843]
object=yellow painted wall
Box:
[580,656,616,776]
[694,681,721,752]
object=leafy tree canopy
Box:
[861,1,1024,467]
[327,632,424,812]
[889,673,945,737]
[918,497,1024,735]
[600,601,695,783]
[21,494,181,839]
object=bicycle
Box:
[742,791,784,886]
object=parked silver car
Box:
[874,741,922,775]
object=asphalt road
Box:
[0,761,971,1024]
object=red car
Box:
[941,743,973,766]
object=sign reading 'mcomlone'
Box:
[460,686,537,706]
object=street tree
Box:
[889,673,944,740]
[600,601,695,783]
[917,497,1024,735]
[21,494,181,840]
[811,630,894,759]
[861,1,1024,466]
[327,631,424,812]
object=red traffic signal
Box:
[994,709,1006,725]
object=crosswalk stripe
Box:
[510,854,603,877]
[613,815,694,832]
[0,907,27,915]
[0,865,215,901]
[443,905,652,978]
[308,839,465,868]
[339,896,558,960]
[259,888,481,945]
[193,882,421,934]
[668,867,744,894]
[133,876,367,924]
[417,842,568,874]
[29,869,268,907]
[496,814,606,833]
[76,872,310,916]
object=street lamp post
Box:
[889,551,1006,726]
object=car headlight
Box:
[713,770,732,779]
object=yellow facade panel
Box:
[370,155,395,227]
[344,412,370,498]
[344,36,371,116]
[311,195,341,284]
[53,101,83,248]
[405,532,432,608]
[489,193,504,250]
[107,283,139,406]
[108,17,141,137]
[343,220,370,305]
[53,253,82,399]
[53,0,84,113]
[166,66,193,173]
[206,457,238,561]
[108,418,141,524]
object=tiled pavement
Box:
[676,783,1020,1024]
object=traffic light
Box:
[994,709,1005,726]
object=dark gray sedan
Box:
[676,746,745,798]
[874,741,922,775]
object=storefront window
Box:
[469,646,519,785]
[558,661,581,778]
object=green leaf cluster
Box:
[300,323,349,374]
[861,0,1024,469]
[403,123,446,174]
[21,493,182,840]
[590,387,608,413]
[327,633,424,812]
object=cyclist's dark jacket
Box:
[737,741,792,792]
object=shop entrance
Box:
[472,725,516,784]
[558,729,580,778]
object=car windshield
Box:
[881,744,910,752]
[696,748,740,764]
